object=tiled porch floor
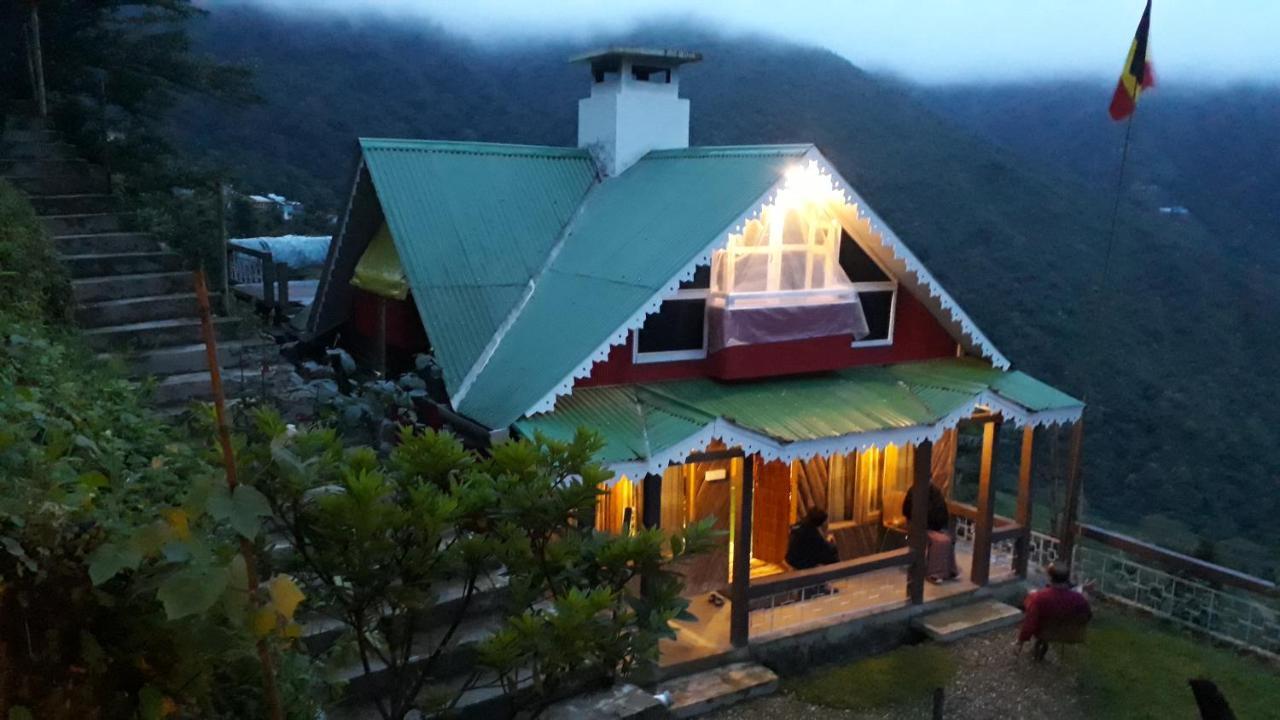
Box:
[660,544,1016,667]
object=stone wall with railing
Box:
[959,520,1280,658]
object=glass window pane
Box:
[733,252,769,292]
[858,290,895,341]
[779,251,806,291]
[637,299,706,353]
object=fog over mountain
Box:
[176,4,1280,577]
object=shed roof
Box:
[515,358,1084,479]
[357,139,598,391]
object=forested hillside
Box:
[172,5,1280,576]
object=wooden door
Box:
[681,459,734,595]
[752,458,792,567]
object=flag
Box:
[1109,0,1156,121]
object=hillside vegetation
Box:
[168,7,1280,577]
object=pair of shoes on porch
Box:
[708,592,726,608]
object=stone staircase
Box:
[1,106,277,406]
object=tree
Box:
[240,408,712,720]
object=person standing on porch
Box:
[786,507,839,569]
[902,483,958,582]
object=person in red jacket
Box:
[1018,563,1093,660]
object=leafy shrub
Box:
[0,180,70,323]
[0,317,316,719]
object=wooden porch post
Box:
[373,296,388,376]
[1012,426,1036,577]
[730,456,754,648]
[907,440,934,604]
[641,473,662,530]
[970,421,1000,586]
[1057,419,1086,572]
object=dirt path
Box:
[712,627,1090,720]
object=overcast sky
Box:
[243,0,1280,84]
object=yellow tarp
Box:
[351,223,409,300]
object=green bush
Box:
[0,180,71,323]
[0,317,318,719]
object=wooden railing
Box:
[747,548,911,600]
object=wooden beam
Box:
[730,456,754,648]
[907,440,933,604]
[1013,426,1035,577]
[1057,419,1085,571]
[750,548,911,599]
[970,422,999,586]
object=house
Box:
[309,48,1085,657]
[247,192,305,221]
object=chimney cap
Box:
[569,47,702,68]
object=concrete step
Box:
[56,231,158,256]
[111,339,274,378]
[43,212,125,236]
[152,366,277,406]
[28,194,116,215]
[0,158,97,176]
[912,599,1023,644]
[73,271,191,303]
[6,171,107,196]
[336,611,507,703]
[1,141,77,160]
[660,662,778,719]
[2,113,51,133]
[63,251,184,279]
[1,129,59,144]
[75,292,213,328]
[84,316,242,352]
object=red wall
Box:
[578,289,957,388]
[349,288,429,351]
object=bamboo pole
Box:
[194,269,284,720]
[29,5,47,118]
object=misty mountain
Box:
[172,5,1280,575]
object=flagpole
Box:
[1098,114,1136,287]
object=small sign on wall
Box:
[704,469,727,482]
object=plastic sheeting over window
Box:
[350,223,410,301]
[707,162,869,350]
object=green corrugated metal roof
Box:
[516,358,1083,467]
[360,139,598,392]
[458,145,813,427]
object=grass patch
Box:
[786,643,956,712]
[1079,611,1280,719]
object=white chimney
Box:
[572,48,702,176]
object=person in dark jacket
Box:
[902,482,950,532]
[786,507,839,570]
[903,483,959,582]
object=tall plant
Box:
[239,409,712,720]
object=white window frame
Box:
[632,286,709,364]
[843,232,900,348]
[850,279,898,349]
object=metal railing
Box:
[227,244,291,321]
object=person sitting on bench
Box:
[1018,563,1093,660]
[786,507,839,570]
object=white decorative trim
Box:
[804,148,1010,369]
[593,390,1081,485]
[523,176,791,416]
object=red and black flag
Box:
[1109,0,1156,121]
